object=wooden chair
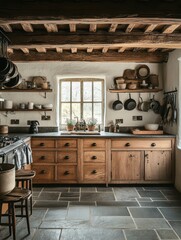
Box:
[0,187,31,240]
[15,169,36,215]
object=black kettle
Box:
[29,120,39,134]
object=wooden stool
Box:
[15,169,36,215]
[0,187,31,240]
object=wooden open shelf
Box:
[108,88,163,93]
[0,89,52,92]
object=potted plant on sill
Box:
[66,118,76,131]
[87,118,97,131]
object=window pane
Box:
[94,103,102,123]
[72,82,80,102]
[83,82,92,101]
[61,103,70,124]
[61,82,70,101]
[72,103,81,119]
[83,103,92,120]
[94,82,102,101]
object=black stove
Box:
[0,136,21,148]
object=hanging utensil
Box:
[173,93,177,123]
[124,93,136,111]
[112,93,123,110]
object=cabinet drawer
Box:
[83,151,106,163]
[31,139,55,148]
[83,165,106,181]
[57,165,77,180]
[83,139,106,149]
[32,165,55,182]
[111,139,172,149]
[32,151,55,163]
[57,151,77,163]
[57,139,77,149]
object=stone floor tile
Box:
[81,192,115,201]
[67,206,90,220]
[91,216,136,229]
[69,187,80,192]
[44,208,67,220]
[156,229,179,239]
[33,200,68,208]
[97,201,139,206]
[61,192,80,197]
[143,186,175,191]
[69,201,96,206]
[33,229,61,240]
[81,187,97,192]
[60,228,125,240]
[90,206,130,216]
[124,229,159,240]
[32,187,43,192]
[96,187,113,192]
[137,190,165,199]
[114,187,140,200]
[129,207,163,218]
[140,201,181,207]
[40,219,90,229]
[37,192,60,200]
[169,221,181,238]
[136,197,152,202]
[134,218,170,229]
[159,207,181,220]
[59,197,80,201]
[42,187,69,192]
[30,209,48,219]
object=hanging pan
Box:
[124,93,136,111]
[112,93,123,110]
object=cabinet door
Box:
[111,151,141,180]
[145,150,172,181]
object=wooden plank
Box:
[87,47,93,53]
[7,32,181,49]
[21,47,29,54]
[125,24,136,33]
[44,23,58,32]
[71,48,77,53]
[144,24,158,33]
[8,51,168,63]
[7,48,14,54]
[148,48,158,52]
[56,47,63,53]
[36,47,46,53]
[69,24,76,32]
[102,47,109,53]
[89,24,97,32]
[109,23,118,32]
[118,47,127,53]
[21,23,33,32]
[162,24,180,34]
[0,24,12,32]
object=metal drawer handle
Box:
[40,142,45,146]
[91,170,97,174]
[125,143,130,147]
[64,142,70,147]
[40,156,46,160]
[41,170,46,174]
[92,143,97,147]
[92,156,97,160]
[64,155,69,160]
[64,171,70,175]
[151,143,156,147]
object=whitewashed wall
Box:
[0,61,163,128]
[163,50,181,192]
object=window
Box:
[59,78,104,128]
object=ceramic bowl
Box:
[144,124,159,131]
[42,103,53,109]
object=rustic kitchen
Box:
[0,1,181,240]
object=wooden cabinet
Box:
[81,138,108,183]
[110,138,175,184]
[31,136,175,185]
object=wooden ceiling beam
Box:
[56,47,63,53]
[0,24,12,32]
[8,50,168,63]
[144,24,158,33]
[87,47,93,53]
[125,24,136,33]
[21,23,33,32]
[44,23,58,32]
[20,48,29,54]
[36,47,46,53]
[7,32,181,49]
[102,47,109,53]
[118,47,127,53]
[162,24,180,34]
[71,48,77,53]
[109,23,118,32]
[89,24,97,32]
[147,48,158,52]
[69,24,76,32]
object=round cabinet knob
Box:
[91,170,97,174]
[92,156,97,160]
[125,143,130,147]
[92,143,97,147]
[151,143,156,147]
[40,156,46,160]
[64,142,70,147]
[64,170,70,175]
[41,170,46,174]
[64,155,69,160]
[40,142,45,146]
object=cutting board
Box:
[132,129,163,135]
